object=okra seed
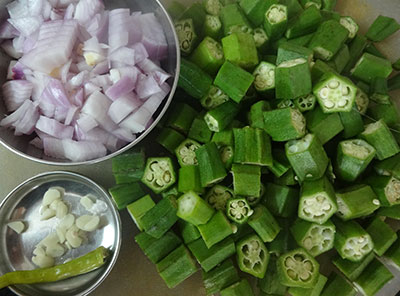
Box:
[341,86,350,95]
[287,269,297,280]
[337,99,348,107]
[303,237,313,248]
[319,88,329,99]
[306,173,313,178]
[285,257,296,268]
[372,199,380,206]
[328,80,339,89]
[323,100,334,109]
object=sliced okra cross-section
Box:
[205,185,235,211]
[332,217,374,262]
[294,94,317,112]
[175,138,201,167]
[277,248,320,288]
[335,185,380,221]
[253,62,276,94]
[203,0,222,16]
[336,139,376,182]
[141,157,176,194]
[300,0,321,9]
[190,36,225,76]
[226,197,254,224]
[263,4,288,41]
[252,27,269,51]
[354,86,369,115]
[203,14,222,40]
[236,234,270,278]
[204,101,240,133]
[290,219,336,257]
[298,176,337,224]
[365,174,400,207]
[239,0,273,27]
[201,85,230,110]
[313,72,357,113]
[175,18,198,56]
[177,191,215,225]
[339,16,359,39]
[196,142,227,188]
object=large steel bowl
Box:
[0,0,180,166]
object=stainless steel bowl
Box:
[0,171,122,296]
[0,0,180,166]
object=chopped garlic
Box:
[80,195,94,211]
[32,253,54,268]
[42,188,62,207]
[76,215,100,232]
[7,221,26,234]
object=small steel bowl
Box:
[0,0,180,166]
[0,171,122,296]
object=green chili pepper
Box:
[365,15,400,42]
[203,14,223,40]
[177,191,214,225]
[306,106,344,144]
[141,157,176,194]
[236,234,270,278]
[264,4,288,41]
[351,53,392,83]
[335,185,380,221]
[290,219,335,256]
[231,164,262,197]
[320,272,357,296]
[202,259,240,295]
[190,36,225,76]
[333,217,374,262]
[178,220,201,244]
[220,279,255,296]
[108,182,145,210]
[201,85,230,110]
[253,62,276,95]
[263,182,298,218]
[188,115,214,144]
[127,194,155,231]
[248,205,281,242]
[288,273,328,296]
[205,184,235,211]
[198,211,236,248]
[258,255,287,295]
[226,197,254,224]
[277,248,320,288]
[332,251,375,281]
[285,5,322,39]
[0,246,109,289]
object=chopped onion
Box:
[36,115,74,139]
[136,73,162,99]
[105,76,136,101]
[108,92,142,124]
[2,80,33,111]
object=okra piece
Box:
[388,73,400,91]
[368,99,400,128]
[167,1,185,20]
[311,59,336,82]
[220,279,255,296]
[246,183,265,207]
[156,244,198,288]
[320,10,340,22]
[332,251,375,281]
[248,101,271,129]
[377,205,400,220]
[175,19,198,56]
[267,219,298,256]
[339,107,364,139]
[306,106,344,144]
[202,259,240,295]
[360,120,400,160]
[203,0,222,16]
[214,61,255,103]
[277,248,320,288]
[264,108,305,142]
[336,139,376,182]
[231,164,262,197]
[197,211,235,248]
[384,231,400,270]
[374,153,400,179]
[340,16,359,39]
[190,37,225,76]
[175,139,201,167]
[166,103,197,135]
[258,255,287,295]
[276,42,314,65]
[156,127,186,154]
[177,191,214,225]
[236,234,270,278]
[343,34,367,73]
[178,166,204,194]
[232,222,255,243]
[298,176,337,224]
[226,197,253,224]
[188,237,236,272]
[222,32,259,70]
[327,44,350,73]
[276,99,295,109]
[220,145,235,170]
[220,3,252,36]
[201,85,230,110]
[308,20,349,61]
[179,58,213,100]
[233,126,272,166]
[293,94,316,112]
[366,216,397,256]
[135,231,182,264]
[180,3,207,34]
[365,15,400,42]
[369,77,390,104]
[285,133,329,182]
[252,27,269,52]
[320,272,357,296]
[205,185,234,211]
[275,58,312,100]
[269,149,292,178]
[333,217,373,262]
[335,185,380,221]
[313,72,357,113]
[354,86,369,115]
[109,182,145,210]
[204,101,240,132]
[290,219,335,256]
[212,121,242,147]
[263,4,288,41]
[127,194,155,231]
[239,0,277,27]
[248,205,281,242]
[263,182,298,218]
[196,142,227,187]
[112,148,145,184]
[351,53,392,83]
[322,0,336,10]
[353,258,394,296]
[203,14,223,40]
[366,174,400,207]
[141,157,176,194]
[179,220,201,244]
[188,115,214,143]
[287,33,314,48]
[253,62,276,94]
[285,6,322,39]
[299,0,321,9]
[161,186,180,199]
[288,273,328,296]
[141,196,178,239]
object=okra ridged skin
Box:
[288,273,328,296]
[196,142,227,188]
[285,5,322,39]
[179,220,201,244]
[204,101,240,133]
[197,211,235,248]
[166,103,197,135]
[353,258,394,296]
[188,115,214,144]
[222,32,259,70]
[276,42,314,65]
[351,53,393,84]
[239,0,277,27]
[108,182,145,210]
[374,153,400,179]
[332,251,375,281]
[156,127,186,154]
[327,44,350,73]
[178,166,204,194]
[248,205,281,242]
[384,231,400,270]
[190,36,225,76]
[258,255,287,295]
[343,34,368,73]
[339,107,365,139]
[279,0,304,19]
[263,182,299,218]
[177,191,215,225]
[178,58,213,100]
[365,15,400,42]
[320,272,357,296]
[231,164,262,197]
[202,259,240,295]
[220,3,252,36]
[264,4,288,41]
[127,194,155,231]
[366,174,400,207]
[248,101,272,130]
[220,278,255,296]
[111,148,145,183]
[365,216,397,256]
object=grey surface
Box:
[0,171,121,296]
[1,0,400,296]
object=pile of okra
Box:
[109,0,400,295]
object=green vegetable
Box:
[0,247,109,289]
[320,273,357,296]
[190,36,225,76]
[343,34,367,73]
[203,0,222,16]
[322,0,337,10]
[166,103,197,135]
[339,107,365,139]
[141,157,176,194]
[204,101,240,132]
[167,1,185,20]
[196,142,227,187]
[374,153,400,179]
[179,58,213,100]
[204,14,223,40]
[258,255,287,295]
[327,44,350,73]
[202,259,240,295]
[276,42,314,65]
[175,19,198,56]
[285,5,322,39]
[248,205,281,242]
[108,182,145,210]
[384,231,400,270]
[332,251,375,281]
[264,4,288,41]
[201,85,230,110]
[220,279,255,296]
[111,148,145,184]
[175,139,201,167]
[300,0,321,9]
[263,182,299,218]
[365,216,397,256]
[340,16,359,39]
[294,94,317,112]
[156,127,186,154]
[127,194,155,231]
[180,3,207,34]
[288,273,328,296]
[177,166,203,194]
[177,191,214,225]
[365,15,400,42]
[369,77,390,104]
[198,211,235,248]
[179,220,201,244]
[205,185,235,211]
[220,3,252,36]
[226,197,254,224]
[252,27,269,51]
[239,0,277,27]
[366,174,400,207]
[252,62,276,94]
[222,32,259,69]
[231,164,262,197]
[188,115,214,143]
[351,53,392,83]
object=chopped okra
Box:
[252,27,269,51]
[141,158,176,194]
[264,4,288,41]
[354,87,369,115]
[175,139,201,167]
[313,72,357,113]
[366,174,400,207]
[175,19,198,56]
[205,185,234,211]
[294,94,317,112]
[201,85,230,110]
[253,62,276,94]
[340,16,359,39]
[226,198,253,224]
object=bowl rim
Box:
[0,170,122,296]
[0,0,181,166]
